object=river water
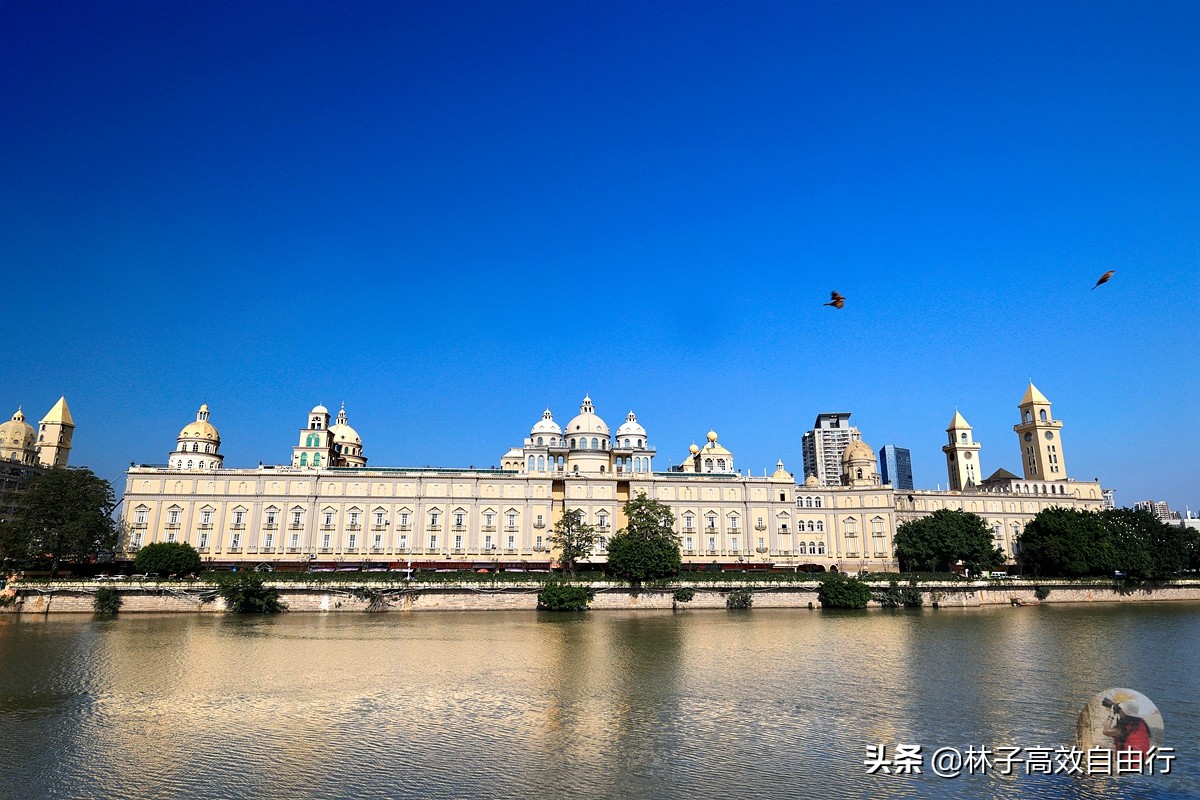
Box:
[1,604,1196,800]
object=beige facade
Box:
[120,390,1106,572]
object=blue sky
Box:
[3,1,1197,511]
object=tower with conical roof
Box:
[37,396,74,468]
[943,409,982,490]
[1014,382,1065,480]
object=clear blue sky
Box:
[3,1,1197,511]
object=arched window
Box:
[591,438,598,449]
[537,456,545,471]
[816,521,824,532]
[637,438,643,448]
[571,438,577,448]
[717,459,726,471]
[199,461,205,469]
[187,460,193,468]
[528,456,535,471]
[624,438,630,448]
[1040,410,1048,422]
[1025,411,1032,423]
[960,432,967,442]
[856,468,863,479]
[205,444,212,453]
[313,453,321,467]
[818,542,826,555]
[704,458,713,472]
[573,465,579,473]
[815,498,822,508]
[808,541,817,555]
[300,453,308,467]
[600,465,606,473]
[805,497,813,508]
[536,437,543,446]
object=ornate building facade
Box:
[0,396,75,521]
[120,387,1106,571]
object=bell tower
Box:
[943,410,982,490]
[1014,382,1065,480]
[37,396,74,468]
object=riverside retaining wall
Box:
[4,579,1200,614]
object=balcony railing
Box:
[231,523,246,530]
[227,547,242,554]
[755,523,767,531]
[482,525,496,532]
[319,548,333,554]
[165,523,181,530]
[198,523,213,530]
[398,524,412,531]
[533,521,545,529]
[347,524,361,531]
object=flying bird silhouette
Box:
[1092,270,1114,290]
[824,291,845,309]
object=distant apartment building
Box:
[878,445,914,490]
[802,412,861,487]
[1101,488,1116,510]
[1134,500,1179,523]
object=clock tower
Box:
[1013,382,1066,480]
[943,410,982,490]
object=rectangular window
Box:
[264,533,273,550]
[535,514,543,526]
[349,512,359,527]
[167,532,176,543]
[234,510,246,526]
[398,534,408,549]
[507,513,517,528]
[265,511,277,527]
[455,512,465,527]
[430,512,439,527]
[429,535,438,549]
[400,512,409,527]
[292,511,302,527]
[231,533,241,549]
[485,513,494,527]
[199,532,208,549]
[484,535,493,550]
[708,536,716,551]
[201,510,212,525]
[348,534,357,550]
[290,533,299,548]
[168,510,180,524]
[132,533,143,549]
[322,534,331,549]
[730,537,739,552]
[507,535,515,549]
[535,535,544,549]
[134,509,148,524]
[454,534,463,549]
[375,512,385,527]
[758,537,765,549]
[685,536,694,551]
[324,512,334,526]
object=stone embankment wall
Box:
[3,580,1200,615]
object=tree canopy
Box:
[0,467,117,576]
[604,493,681,586]
[548,508,597,577]
[892,509,1004,574]
[133,541,202,576]
[1018,507,1191,579]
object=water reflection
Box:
[1,605,1197,800]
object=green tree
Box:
[216,573,287,613]
[1102,508,1187,579]
[818,573,872,609]
[536,581,591,611]
[133,541,202,577]
[548,508,598,577]
[892,509,1004,574]
[0,468,117,577]
[1017,507,1110,577]
[605,493,681,587]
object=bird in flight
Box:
[1092,270,1114,290]
[824,291,845,309]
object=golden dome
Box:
[179,405,220,443]
[804,474,820,487]
[689,443,700,454]
[842,439,875,464]
[565,395,610,437]
[0,408,36,450]
[770,459,793,482]
[706,430,718,442]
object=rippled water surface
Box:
[2,604,1197,800]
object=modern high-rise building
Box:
[1133,500,1178,522]
[801,412,861,487]
[878,445,913,490]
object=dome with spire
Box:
[842,439,874,465]
[329,403,361,445]
[179,404,220,443]
[531,408,562,438]
[565,395,610,438]
[0,407,36,462]
[770,459,794,483]
[615,411,646,439]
